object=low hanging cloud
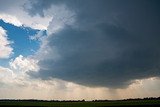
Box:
[26,0,160,88]
[0,27,13,58]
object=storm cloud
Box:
[26,0,160,88]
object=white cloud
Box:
[0,66,14,78]
[0,66,17,87]
[0,14,22,26]
[0,12,49,30]
[9,55,39,73]
[0,0,51,30]
[0,27,13,58]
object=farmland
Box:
[0,98,160,106]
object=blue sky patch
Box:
[0,19,40,58]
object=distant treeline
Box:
[92,97,160,102]
[0,97,160,102]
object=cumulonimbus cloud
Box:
[26,0,160,88]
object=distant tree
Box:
[82,99,85,102]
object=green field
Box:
[0,100,160,106]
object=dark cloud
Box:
[27,0,160,88]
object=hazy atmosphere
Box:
[0,0,160,100]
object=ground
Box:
[0,99,160,106]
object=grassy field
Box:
[0,100,160,106]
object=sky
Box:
[0,0,160,100]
